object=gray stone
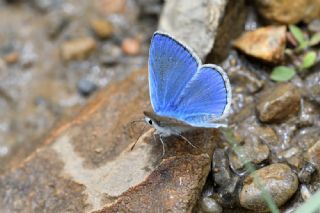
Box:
[199,197,223,213]
[298,162,317,183]
[158,0,244,61]
[308,19,320,32]
[77,79,98,97]
[299,99,320,127]
[212,148,231,186]
[305,72,320,104]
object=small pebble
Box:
[299,99,320,127]
[77,79,98,97]
[21,42,37,67]
[278,147,303,169]
[228,136,270,174]
[90,18,114,39]
[300,184,312,201]
[306,140,320,170]
[61,37,96,61]
[305,72,320,104]
[212,148,231,186]
[251,126,279,147]
[121,38,140,56]
[95,0,126,14]
[211,148,240,208]
[199,197,223,213]
[3,52,19,64]
[30,0,61,12]
[298,162,316,183]
[213,175,240,208]
[273,119,298,147]
[257,83,301,123]
[292,127,320,151]
[228,68,264,93]
[99,43,122,66]
[240,164,298,212]
[46,11,70,39]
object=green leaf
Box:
[270,66,296,82]
[309,33,320,46]
[297,41,309,51]
[289,25,306,45]
[302,51,317,69]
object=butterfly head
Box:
[143,111,160,128]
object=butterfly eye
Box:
[145,117,153,125]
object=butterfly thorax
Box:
[143,111,195,137]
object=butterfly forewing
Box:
[149,32,199,113]
[148,32,231,128]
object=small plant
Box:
[270,25,319,82]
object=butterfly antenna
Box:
[125,118,145,139]
[129,119,145,125]
[130,123,147,151]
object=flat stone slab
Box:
[0,69,219,212]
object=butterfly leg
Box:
[159,135,166,157]
[178,134,198,149]
[152,132,158,143]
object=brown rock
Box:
[0,69,218,212]
[255,0,320,24]
[240,164,298,212]
[61,37,96,61]
[90,18,113,39]
[257,83,301,123]
[233,25,286,63]
[121,38,140,56]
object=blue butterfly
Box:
[143,31,231,148]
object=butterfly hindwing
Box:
[148,32,199,113]
[174,65,231,127]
